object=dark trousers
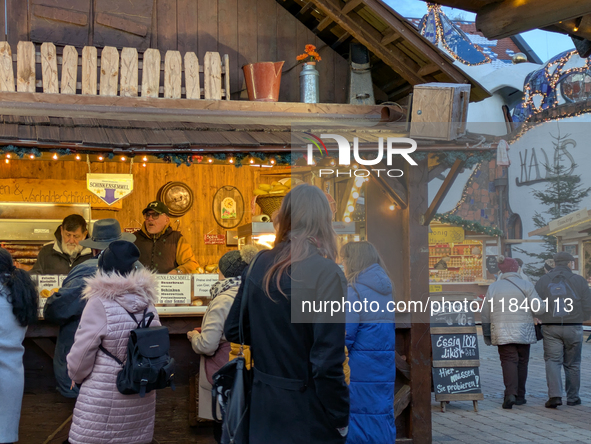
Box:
[213,422,222,443]
[497,343,531,398]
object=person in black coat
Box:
[224,183,350,444]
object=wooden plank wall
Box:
[0,159,278,267]
[3,0,348,103]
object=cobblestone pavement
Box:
[432,329,591,444]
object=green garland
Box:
[434,213,503,237]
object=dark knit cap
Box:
[553,252,575,264]
[218,245,258,278]
[497,256,519,273]
[99,240,140,275]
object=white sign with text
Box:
[193,274,219,297]
[156,274,192,304]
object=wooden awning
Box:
[280,0,490,102]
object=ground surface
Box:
[432,330,591,444]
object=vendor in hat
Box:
[134,200,199,274]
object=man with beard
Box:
[134,200,199,274]
[30,214,93,275]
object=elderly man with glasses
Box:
[134,201,199,274]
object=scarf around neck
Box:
[210,276,241,299]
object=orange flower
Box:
[305,44,316,53]
[297,44,321,63]
[297,54,308,61]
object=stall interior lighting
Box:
[253,234,276,249]
[120,156,126,162]
[389,204,396,211]
[4,158,9,164]
[75,154,81,160]
[142,156,148,162]
[343,175,368,224]
[29,154,35,159]
[142,163,147,167]
[52,153,58,160]
[98,156,104,161]
[5,153,10,158]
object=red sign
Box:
[204,234,226,245]
[125,228,140,233]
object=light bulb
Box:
[120,156,126,162]
[5,154,11,158]
[352,191,359,199]
[344,216,351,223]
[75,154,81,160]
[389,204,395,211]
[269,157,276,165]
[142,163,147,167]
[4,158,9,164]
[355,178,364,187]
[52,153,58,160]
[29,154,35,159]
[98,156,104,161]
[228,158,235,164]
[142,156,148,162]
[348,205,354,212]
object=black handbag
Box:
[211,253,261,444]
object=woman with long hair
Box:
[0,248,38,444]
[340,241,396,443]
[224,183,350,444]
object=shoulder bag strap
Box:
[99,344,124,366]
[505,278,528,298]
[239,251,264,348]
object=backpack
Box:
[100,308,176,397]
[547,274,580,321]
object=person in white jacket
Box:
[186,245,258,443]
[482,256,543,410]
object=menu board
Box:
[156,275,192,304]
[433,367,482,396]
[193,274,219,297]
[431,333,479,361]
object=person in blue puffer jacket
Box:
[340,241,396,444]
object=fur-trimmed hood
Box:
[82,268,158,313]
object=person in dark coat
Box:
[535,252,591,408]
[43,219,135,398]
[340,241,396,444]
[30,214,93,275]
[224,184,350,444]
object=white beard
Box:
[62,242,84,258]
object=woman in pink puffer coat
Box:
[67,241,160,444]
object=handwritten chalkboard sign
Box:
[430,292,483,412]
[431,334,479,362]
[486,256,499,274]
[433,367,481,396]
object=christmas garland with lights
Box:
[434,213,503,236]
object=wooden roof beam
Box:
[309,0,426,84]
[359,0,469,84]
[421,158,464,225]
[476,0,591,39]
[316,16,334,31]
[381,30,401,46]
[342,0,364,14]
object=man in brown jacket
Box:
[134,201,199,274]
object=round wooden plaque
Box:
[212,186,244,229]
[157,182,194,217]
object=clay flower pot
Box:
[242,61,285,102]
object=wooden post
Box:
[0,42,14,92]
[141,48,161,98]
[164,50,182,99]
[40,42,58,94]
[406,158,431,444]
[204,51,222,100]
[82,46,98,95]
[16,41,36,93]
[100,47,120,97]
[120,47,138,97]
[61,46,78,95]
[184,52,200,99]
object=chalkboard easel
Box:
[430,292,484,412]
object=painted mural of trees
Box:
[515,130,591,278]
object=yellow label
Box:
[428,226,464,244]
[429,285,443,292]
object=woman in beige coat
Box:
[188,246,257,443]
[67,241,160,444]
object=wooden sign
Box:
[204,234,226,245]
[87,174,133,206]
[430,292,483,412]
[433,367,482,396]
[155,274,192,304]
[0,178,122,210]
[428,226,464,244]
[125,227,140,233]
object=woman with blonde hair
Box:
[224,183,350,444]
[340,241,396,443]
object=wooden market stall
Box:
[0,1,497,443]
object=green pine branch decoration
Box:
[434,213,503,236]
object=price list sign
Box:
[193,274,220,297]
[156,275,192,304]
[37,275,60,311]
